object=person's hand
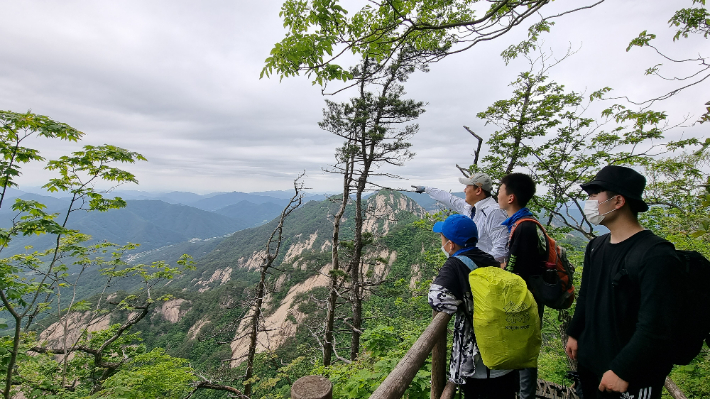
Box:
[411,185,425,193]
[599,370,629,393]
[565,336,578,361]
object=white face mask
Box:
[584,196,618,225]
[441,240,451,257]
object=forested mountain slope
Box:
[89,190,431,372]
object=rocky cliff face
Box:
[363,190,425,236]
[39,312,112,350]
[225,190,421,364]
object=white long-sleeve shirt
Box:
[425,187,509,262]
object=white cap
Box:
[458,173,493,192]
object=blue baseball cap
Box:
[432,214,478,248]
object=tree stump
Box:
[291,375,333,399]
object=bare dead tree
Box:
[454,126,485,177]
[242,174,305,397]
[182,177,306,397]
[463,126,484,167]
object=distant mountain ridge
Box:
[1,190,302,257]
[188,192,290,211]
[0,198,244,256]
[15,187,331,206]
[0,187,454,260]
[400,190,465,211]
[214,200,284,226]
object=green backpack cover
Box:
[465,261,541,370]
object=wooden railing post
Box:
[440,381,457,399]
[430,311,448,399]
[370,312,452,399]
[291,375,332,399]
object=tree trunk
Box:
[664,377,688,399]
[244,267,267,397]
[2,311,20,399]
[348,58,372,361]
[349,179,365,361]
[324,162,352,366]
[291,375,333,399]
[505,80,533,174]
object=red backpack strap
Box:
[508,217,544,242]
[508,218,555,263]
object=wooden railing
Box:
[365,311,582,399]
[369,311,452,399]
[290,310,690,399]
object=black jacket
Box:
[506,219,547,289]
[567,230,682,384]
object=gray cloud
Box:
[0,0,705,194]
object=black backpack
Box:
[672,249,710,364]
[596,234,710,365]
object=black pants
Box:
[519,303,545,398]
[461,371,519,399]
[578,365,665,399]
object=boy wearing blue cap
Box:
[428,214,518,398]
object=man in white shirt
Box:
[413,173,509,263]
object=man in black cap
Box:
[565,165,682,399]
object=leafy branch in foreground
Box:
[20,255,195,398]
[0,110,204,399]
[262,0,606,88]
[616,0,709,122]
[474,46,690,239]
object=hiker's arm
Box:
[429,259,464,314]
[425,187,471,216]
[608,251,682,383]
[565,336,578,360]
[599,370,629,393]
[567,241,593,339]
[487,208,509,263]
[428,284,461,315]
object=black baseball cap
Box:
[580,165,649,212]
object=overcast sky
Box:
[0,0,705,194]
